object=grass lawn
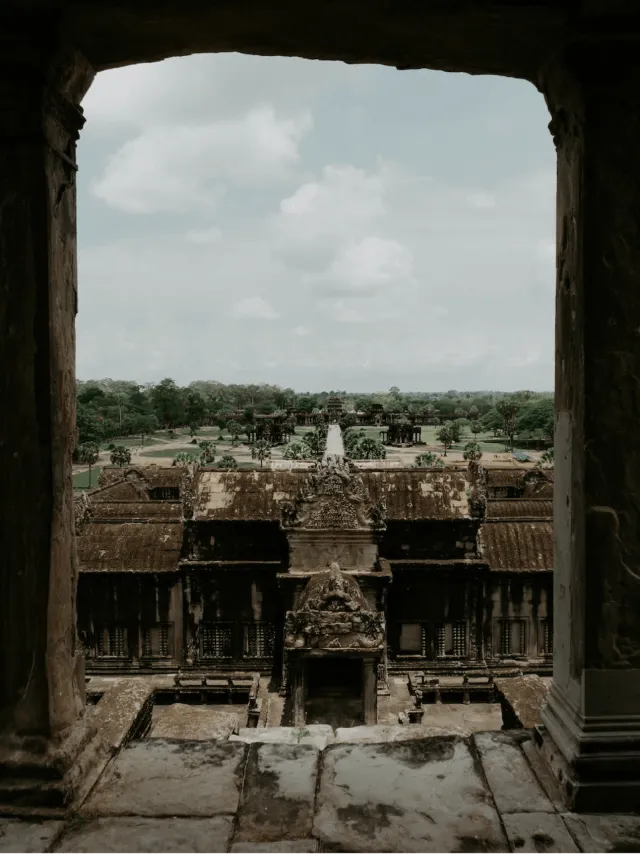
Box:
[139,441,252,461]
[73,466,102,489]
[98,435,165,450]
[139,446,199,458]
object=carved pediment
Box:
[298,564,368,612]
[281,456,386,531]
[284,564,385,650]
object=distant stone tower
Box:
[326,396,344,423]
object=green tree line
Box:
[76,378,553,448]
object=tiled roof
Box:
[77,521,184,573]
[89,501,182,521]
[97,465,183,490]
[478,521,553,572]
[485,500,552,520]
[361,470,469,520]
[485,469,527,488]
[196,470,300,521]
[194,468,470,521]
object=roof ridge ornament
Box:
[280,454,386,531]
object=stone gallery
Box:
[75,426,554,729]
[3,0,640,844]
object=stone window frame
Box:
[498,618,527,658]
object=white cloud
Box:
[77,54,556,391]
[466,192,496,209]
[91,107,312,213]
[185,226,222,244]
[230,297,280,320]
[280,163,386,224]
[82,54,375,132]
[309,236,415,298]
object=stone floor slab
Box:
[0,819,63,853]
[53,817,233,853]
[81,739,247,817]
[149,705,239,740]
[235,743,319,843]
[473,732,554,814]
[501,813,579,853]
[230,841,318,852]
[335,724,472,742]
[562,814,640,853]
[519,740,567,812]
[230,726,334,750]
[313,737,507,852]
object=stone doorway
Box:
[305,657,364,728]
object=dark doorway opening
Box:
[305,657,364,728]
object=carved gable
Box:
[281,456,386,532]
[284,564,385,651]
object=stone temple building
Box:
[75,426,554,727]
[5,1,640,837]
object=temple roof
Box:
[97,465,183,491]
[88,501,182,521]
[194,468,471,521]
[485,499,552,520]
[485,469,527,488]
[478,521,553,572]
[77,521,184,573]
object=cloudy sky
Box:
[77,54,556,392]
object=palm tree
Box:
[251,439,271,468]
[77,442,100,487]
[110,445,131,467]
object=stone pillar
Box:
[537,44,640,812]
[363,659,377,725]
[291,659,306,727]
[171,577,184,666]
[0,38,95,804]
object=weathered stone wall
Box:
[0,35,93,738]
[483,575,552,662]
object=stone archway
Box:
[2,0,640,811]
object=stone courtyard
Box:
[2,729,640,853]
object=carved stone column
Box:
[291,659,306,727]
[0,36,96,805]
[537,43,640,812]
[363,659,377,725]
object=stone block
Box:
[313,737,506,852]
[335,724,471,743]
[92,679,156,752]
[149,705,239,740]
[230,726,334,750]
[519,739,566,812]
[81,740,247,817]
[53,817,233,852]
[230,842,318,852]
[0,819,63,853]
[562,814,640,853]
[501,813,579,853]
[473,732,554,814]
[235,743,319,843]
[494,675,551,729]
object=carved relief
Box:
[467,461,487,519]
[281,456,386,531]
[73,491,92,536]
[284,564,385,651]
[180,461,199,520]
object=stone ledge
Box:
[2,731,640,852]
[0,679,155,814]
